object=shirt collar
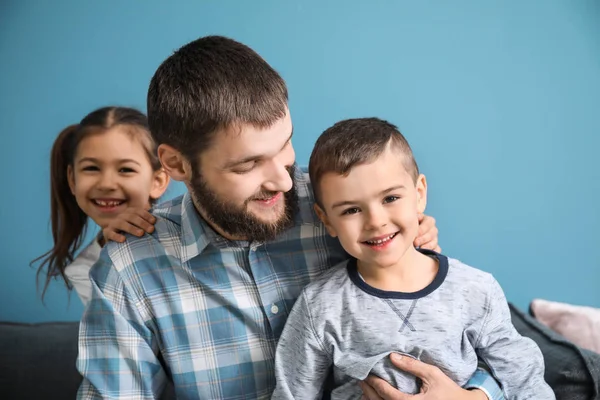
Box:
[179,191,211,263]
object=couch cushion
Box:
[0,321,82,400]
[510,303,600,399]
[0,321,176,400]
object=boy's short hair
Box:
[147,35,288,161]
[309,117,419,206]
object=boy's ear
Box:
[416,174,428,214]
[314,203,338,238]
[158,144,191,182]
[150,169,170,200]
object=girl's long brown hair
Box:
[31,106,162,300]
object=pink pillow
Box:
[531,298,600,354]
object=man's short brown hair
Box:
[147,35,288,161]
[309,117,419,206]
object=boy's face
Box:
[315,145,427,269]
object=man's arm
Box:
[77,255,167,399]
[272,290,332,400]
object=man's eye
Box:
[233,162,257,174]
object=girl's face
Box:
[67,127,168,228]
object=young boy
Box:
[271,118,554,399]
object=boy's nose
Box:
[364,208,388,230]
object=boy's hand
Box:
[102,207,157,243]
[414,213,440,253]
[359,354,488,400]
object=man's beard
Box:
[189,165,299,242]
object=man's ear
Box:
[416,174,428,214]
[314,203,338,238]
[158,144,191,182]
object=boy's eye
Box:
[383,195,400,204]
[341,207,360,216]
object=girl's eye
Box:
[81,166,99,172]
[119,167,136,173]
[383,195,400,204]
[341,207,360,216]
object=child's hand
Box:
[102,207,157,243]
[414,213,441,253]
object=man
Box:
[77,35,502,400]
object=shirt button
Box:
[271,304,279,314]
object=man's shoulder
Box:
[150,194,186,225]
[103,195,187,274]
[107,228,182,269]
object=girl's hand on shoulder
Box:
[102,207,157,243]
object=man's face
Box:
[188,109,298,242]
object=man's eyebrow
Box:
[223,128,293,169]
[331,185,406,209]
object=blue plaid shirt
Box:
[77,167,504,399]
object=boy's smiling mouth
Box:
[362,232,398,247]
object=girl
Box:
[32,106,170,305]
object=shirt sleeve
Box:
[65,240,102,306]
[65,260,93,305]
[76,254,168,400]
[463,367,506,400]
[473,275,555,400]
[272,290,332,400]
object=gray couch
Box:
[1,304,598,399]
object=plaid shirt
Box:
[77,167,505,399]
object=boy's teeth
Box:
[366,233,396,244]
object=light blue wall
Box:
[1,1,598,322]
